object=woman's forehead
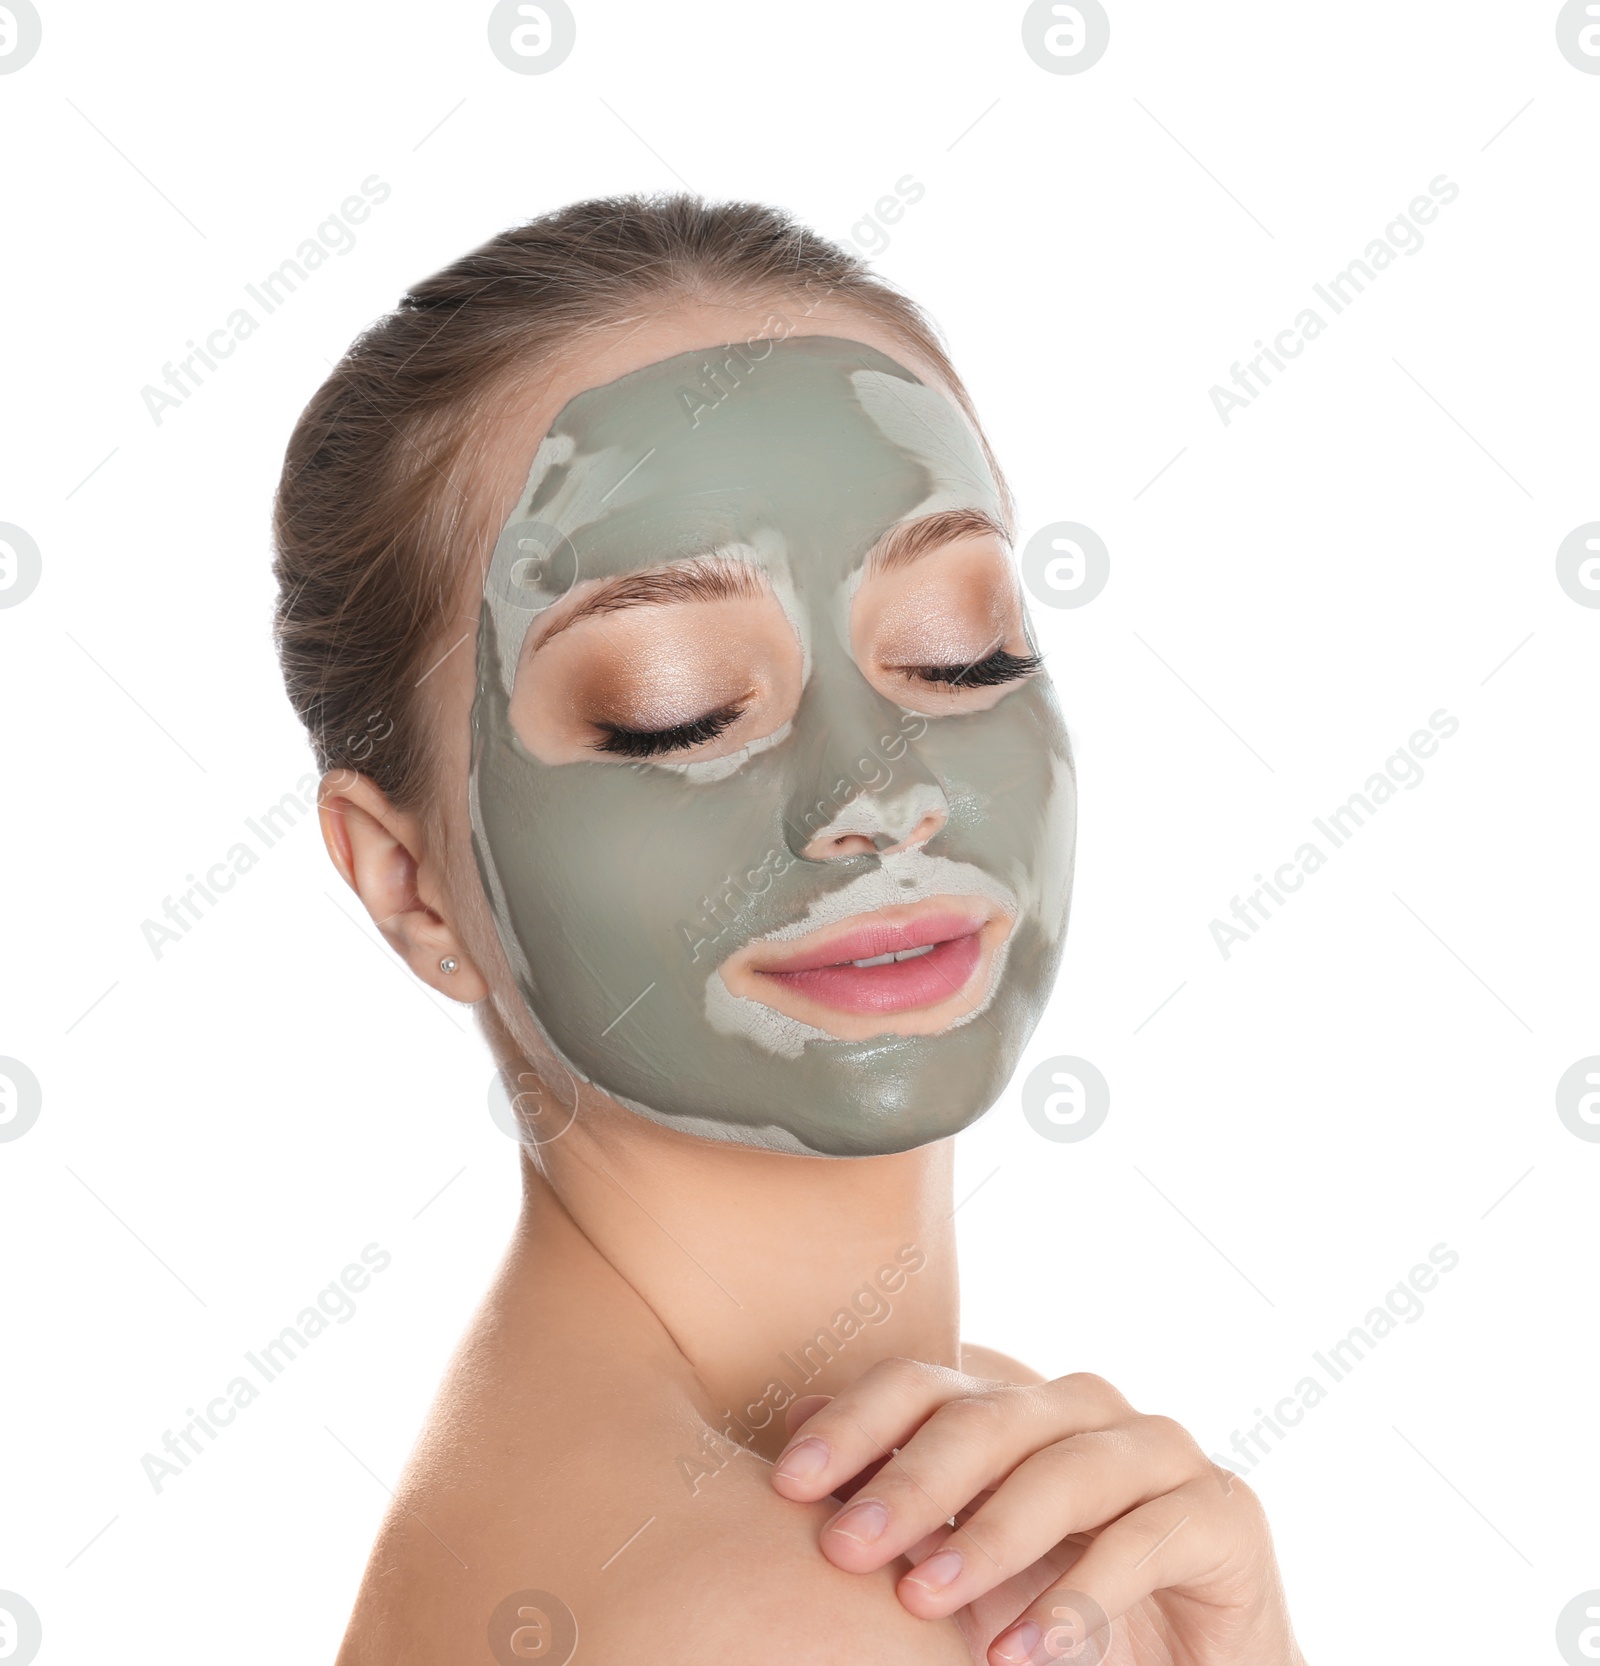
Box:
[511,336,1001,573]
[470,335,1006,703]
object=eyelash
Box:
[593,704,744,758]
[903,648,1044,688]
[587,649,1039,760]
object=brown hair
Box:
[271,191,1010,836]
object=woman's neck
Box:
[516,1099,962,1460]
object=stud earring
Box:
[439,957,459,974]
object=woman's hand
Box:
[769,1361,1304,1665]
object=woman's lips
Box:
[747,909,985,976]
[761,931,984,1014]
[725,900,1009,1026]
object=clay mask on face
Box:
[469,334,1075,1157]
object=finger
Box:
[771,1362,1128,1506]
[779,1394,892,1506]
[819,1390,1055,1570]
[895,1416,1211,1614]
[808,1383,1148,1574]
[783,1394,831,1439]
[836,1413,1172,1582]
[986,1470,1252,1664]
[770,1356,972,1501]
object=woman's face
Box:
[457,312,1075,1157]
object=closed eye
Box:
[899,647,1043,689]
[592,702,745,758]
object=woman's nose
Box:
[781,642,953,864]
[794,781,950,863]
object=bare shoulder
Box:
[336,1357,973,1665]
[958,1340,1049,1385]
[541,1446,975,1664]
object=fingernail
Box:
[905,1547,963,1592]
[990,1619,1041,1664]
[773,1436,829,1484]
[826,1499,888,1544]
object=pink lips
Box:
[748,910,987,1016]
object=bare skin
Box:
[319,298,1305,1664]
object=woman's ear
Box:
[317,769,490,1003]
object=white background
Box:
[3,2,1597,1661]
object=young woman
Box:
[273,194,1305,1665]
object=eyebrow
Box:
[524,508,1009,654]
[528,555,766,652]
[864,507,1009,575]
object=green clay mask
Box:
[469,335,1075,1157]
